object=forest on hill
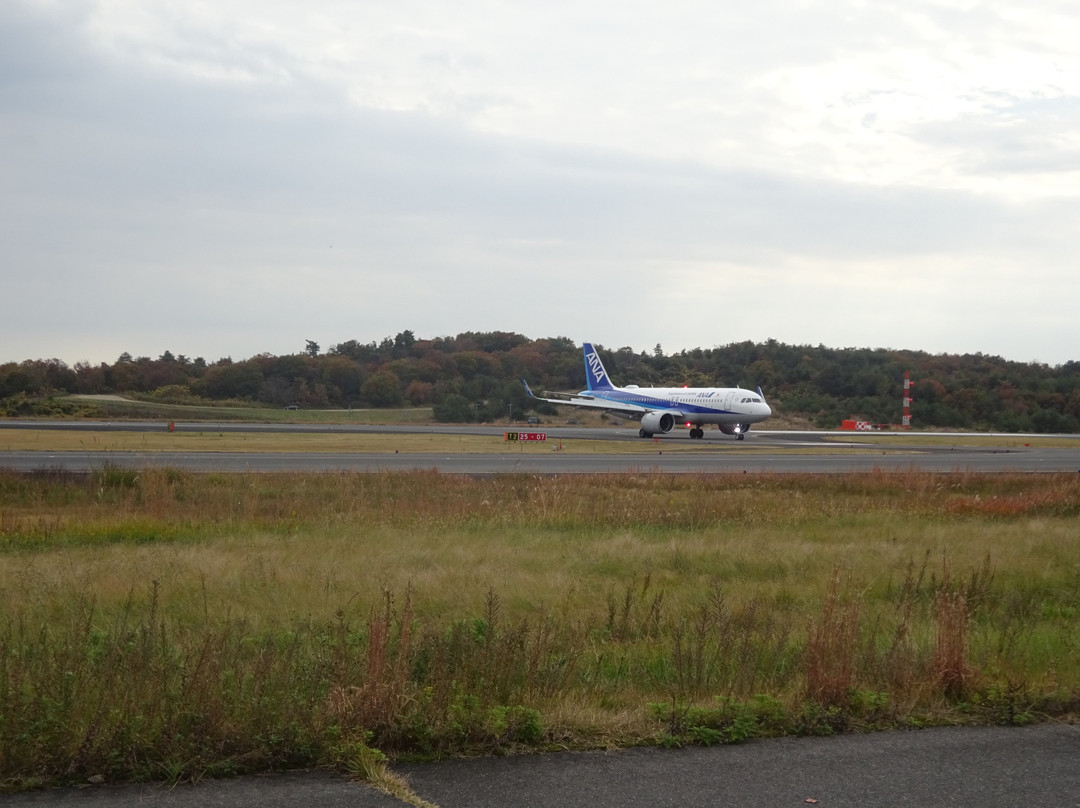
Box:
[2,331,1079,432]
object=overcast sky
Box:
[3,0,1079,368]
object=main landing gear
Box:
[691,426,746,440]
[638,428,708,439]
[638,427,745,440]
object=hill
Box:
[2,332,1078,432]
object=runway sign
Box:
[505,432,547,442]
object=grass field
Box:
[65,395,436,425]
[823,433,1080,448]
[0,469,1078,792]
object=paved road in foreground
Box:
[5,724,1078,807]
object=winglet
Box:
[582,343,615,391]
[522,379,536,398]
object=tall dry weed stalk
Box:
[877,557,925,696]
[329,587,415,734]
[933,563,971,698]
[605,575,665,642]
[805,567,861,706]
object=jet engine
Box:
[640,411,676,434]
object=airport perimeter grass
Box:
[64,395,436,424]
[0,469,1078,791]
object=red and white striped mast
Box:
[902,371,913,429]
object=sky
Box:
[2,0,1079,368]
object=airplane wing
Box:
[522,380,651,419]
[527,388,594,403]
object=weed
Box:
[0,470,1077,790]
[933,562,972,700]
[804,567,861,707]
[965,681,1038,726]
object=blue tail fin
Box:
[582,343,615,390]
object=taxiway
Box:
[2,421,1078,473]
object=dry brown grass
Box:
[0,469,1077,789]
[804,568,862,706]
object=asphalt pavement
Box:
[5,421,1080,474]
[5,724,1078,807]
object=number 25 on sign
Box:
[505,432,547,442]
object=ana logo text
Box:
[586,351,605,384]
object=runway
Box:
[3,420,1079,473]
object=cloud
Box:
[1,1,1079,367]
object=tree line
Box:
[2,331,1079,432]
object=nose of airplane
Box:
[755,387,771,419]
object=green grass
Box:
[2,429,501,454]
[0,470,1078,791]
[64,395,434,424]
[825,433,1080,448]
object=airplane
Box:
[522,343,772,439]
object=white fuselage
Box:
[568,384,771,427]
